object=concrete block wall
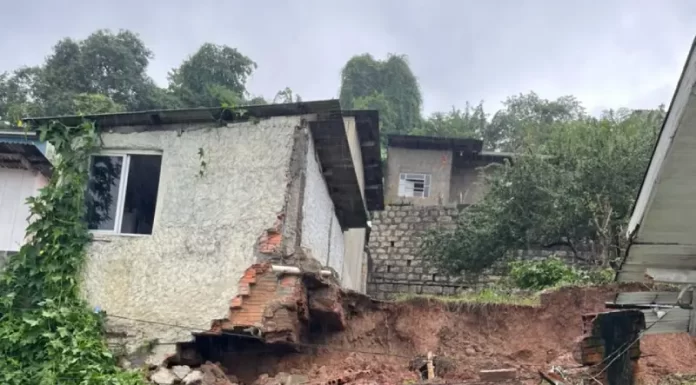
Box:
[366,204,595,300]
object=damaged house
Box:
[22,100,383,362]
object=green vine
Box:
[0,120,144,384]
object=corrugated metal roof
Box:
[0,142,52,177]
[388,134,483,153]
[21,100,384,220]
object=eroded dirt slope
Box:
[179,283,696,385]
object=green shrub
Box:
[508,258,577,290]
[507,257,614,290]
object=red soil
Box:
[199,283,696,385]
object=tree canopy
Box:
[339,54,423,142]
[421,107,663,275]
[0,27,667,279]
[0,29,300,121]
[168,43,256,107]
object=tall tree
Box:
[32,30,160,114]
[169,43,256,107]
[0,67,42,122]
[72,93,125,115]
[272,87,302,104]
[413,102,488,139]
[421,104,663,275]
[486,92,585,151]
[339,54,422,139]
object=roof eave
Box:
[626,36,696,239]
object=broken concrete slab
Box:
[182,369,204,385]
[479,368,517,382]
[172,365,192,379]
[151,367,178,385]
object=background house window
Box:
[85,153,163,235]
[398,173,431,198]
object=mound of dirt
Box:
[186,283,696,385]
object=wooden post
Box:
[426,351,435,379]
[689,289,696,337]
[579,310,645,385]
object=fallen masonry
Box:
[142,272,696,385]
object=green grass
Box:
[394,288,541,307]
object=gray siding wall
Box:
[385,147,452,206]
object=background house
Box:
[23,100,383,360]
[0,128,51,260]
[384,134,512,206]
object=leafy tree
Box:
[412,102,488,139]
[169,43,256,107]
[33,30,158,114]
[339,54,422,138]
[245,96,269,105]
[272,87,302,103]
[72,93,125,115]
[0,67,43,122]
[421,106,663,275]
[486,92,585,151]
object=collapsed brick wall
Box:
[367,204,595,299]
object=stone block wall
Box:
[366,204,595,300]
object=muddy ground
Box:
[182,284,696,385]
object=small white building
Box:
[0,129,52,258]
[23,100,384,360]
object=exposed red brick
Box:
[230,297,243,309]
[218,263,307,343]
[258,231,282,253]
[238,283,251,296]
[257,214,285,255]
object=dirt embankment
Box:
[179,283,696,385]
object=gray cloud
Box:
[1,0,694,115]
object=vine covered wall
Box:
[0,120,144,384]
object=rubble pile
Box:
[149,362,240,385]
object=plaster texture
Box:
[341,228,366,291]
[385,147,452,206]
[82,116,300,356]
[327,216,345,276]
[300,132,336,266]
[449,160,494,205]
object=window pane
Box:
[86,156,123,231]
[120,155,163,235]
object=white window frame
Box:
[398,172,431,198]
[88,150,162,236]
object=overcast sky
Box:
[1,0,694,115]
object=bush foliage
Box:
[507,257,614,290]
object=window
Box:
[85,152,163,235]
[398,173,431,198]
